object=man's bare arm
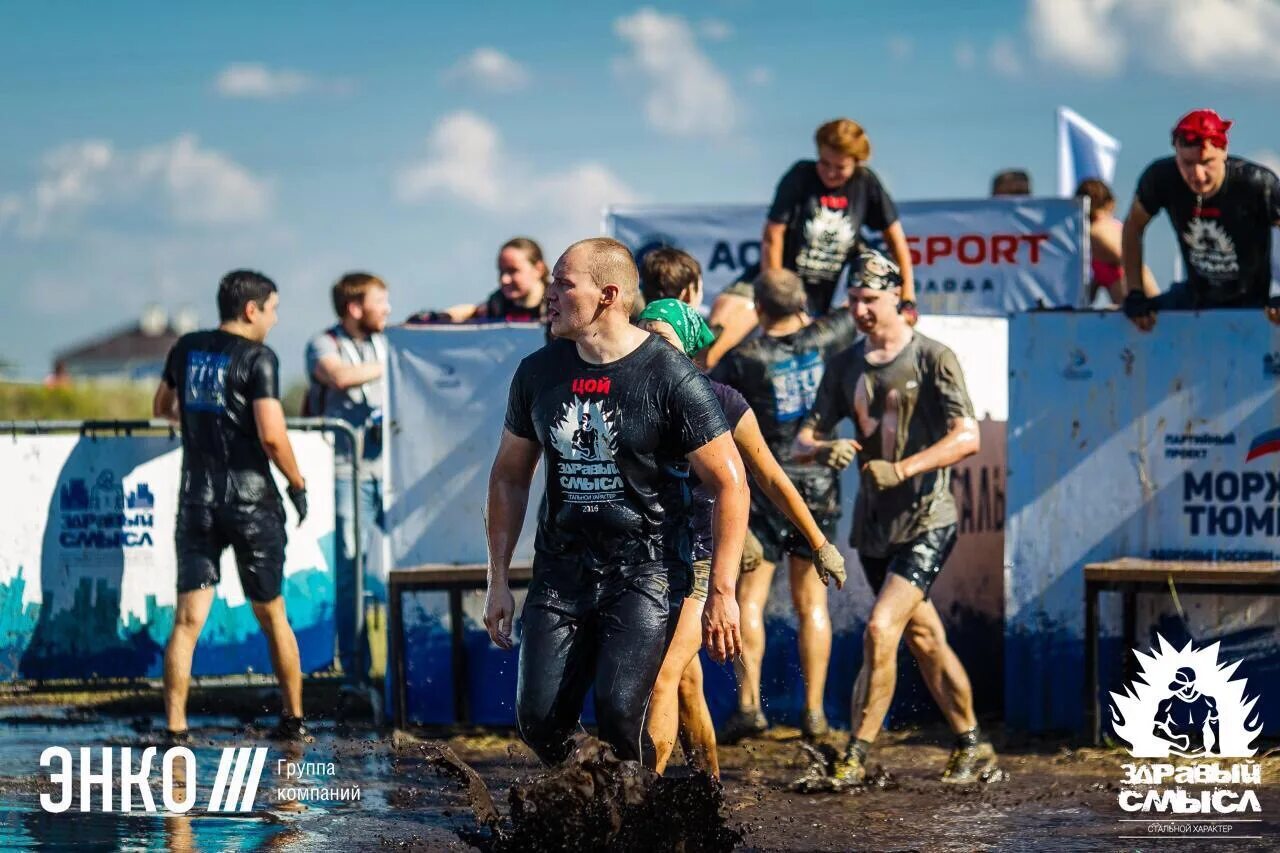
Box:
[700,293,757,371]
[152,381,179,423]
[253,398,305,491]
[312,353,383,391]
[734,413,826,549]
[761,221,786,271]
[1122,201,1153,299]
[483,429,541,648]
[883,221,916,305]
[688,431,749,663]
[898,416,980,479]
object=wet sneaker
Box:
[941,740,997,784]
[831,747,867,785]
[164,729,192,747]
[718,708,768,744]
[270,714,315,744]
[800,710,829,740]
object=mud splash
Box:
[422,735,741,852]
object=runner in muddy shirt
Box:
[794,247,994,786]
[804,331,972,557]
[505,334,727,573]
[484,238,747,768]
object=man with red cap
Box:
[1122,109,1280,330]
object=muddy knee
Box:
[863,618,901,660]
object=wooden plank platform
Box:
[1084,558,1280,585]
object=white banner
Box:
[0,430,337,680]
[607,198,1088,316]
[1057,106,1121,197]
[384,324,547,569]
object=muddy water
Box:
[0,709,1275,851]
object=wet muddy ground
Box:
[0,698,1275,851]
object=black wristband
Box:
[1122,291,1151,320]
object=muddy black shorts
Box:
[175,502,287,602]
[859,524,957,598]
[748,470,840,564]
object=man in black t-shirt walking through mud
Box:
[483,237,750,766]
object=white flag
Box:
[1057,106,1121,197]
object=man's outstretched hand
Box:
[483,583,515,650]
[702,589,742,663]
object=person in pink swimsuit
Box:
[1076,179,1158,305]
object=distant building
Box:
[53,305,199,382]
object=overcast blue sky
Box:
[2,0,1278,381]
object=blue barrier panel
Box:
[1006,310,1280,734]
[0,429,338,681]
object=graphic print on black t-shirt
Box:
[767,160,899,315]
[770,350,825,423]
[712,311,856,463]
[162,330,281,507]
[549,395,623,504]
[504,336,728,574]
[1136,156,1280,306]
[184,351,230,412]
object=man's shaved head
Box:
[753,268,807,320]
[562,237,641,314]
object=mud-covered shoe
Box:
[800,710,830,740]
[270,714,315,744]
[718,708,768,744]
[832,747,867,785]
[941,740,997,784]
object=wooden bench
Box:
[387,564,533,729]
[1083,558,1280,745]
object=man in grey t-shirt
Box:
[305,272,391,677]
[795,248,995,787]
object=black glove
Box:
[287,485,308,524]
[1123,291,1153,320]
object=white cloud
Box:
[0,135,272,237]
[1026,0,1122,76]
[394,112,636,241]
[700,18,733,41]
[988,36,1023,77]
[614,8,738,137]
[136,134,273,225]
[442,48,530,93]
[954,40,977,70]
[1254,150,1280,175]
[394,112,503,207]
[888,35,914,62]
[746,66,773,86]
[1028,0,1280,80]
[213,63,353,98]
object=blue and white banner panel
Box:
[0,431,337,681]
[607,198,1087,316]
[1005,310,1280,733]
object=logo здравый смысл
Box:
[1107,634,1266,840]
